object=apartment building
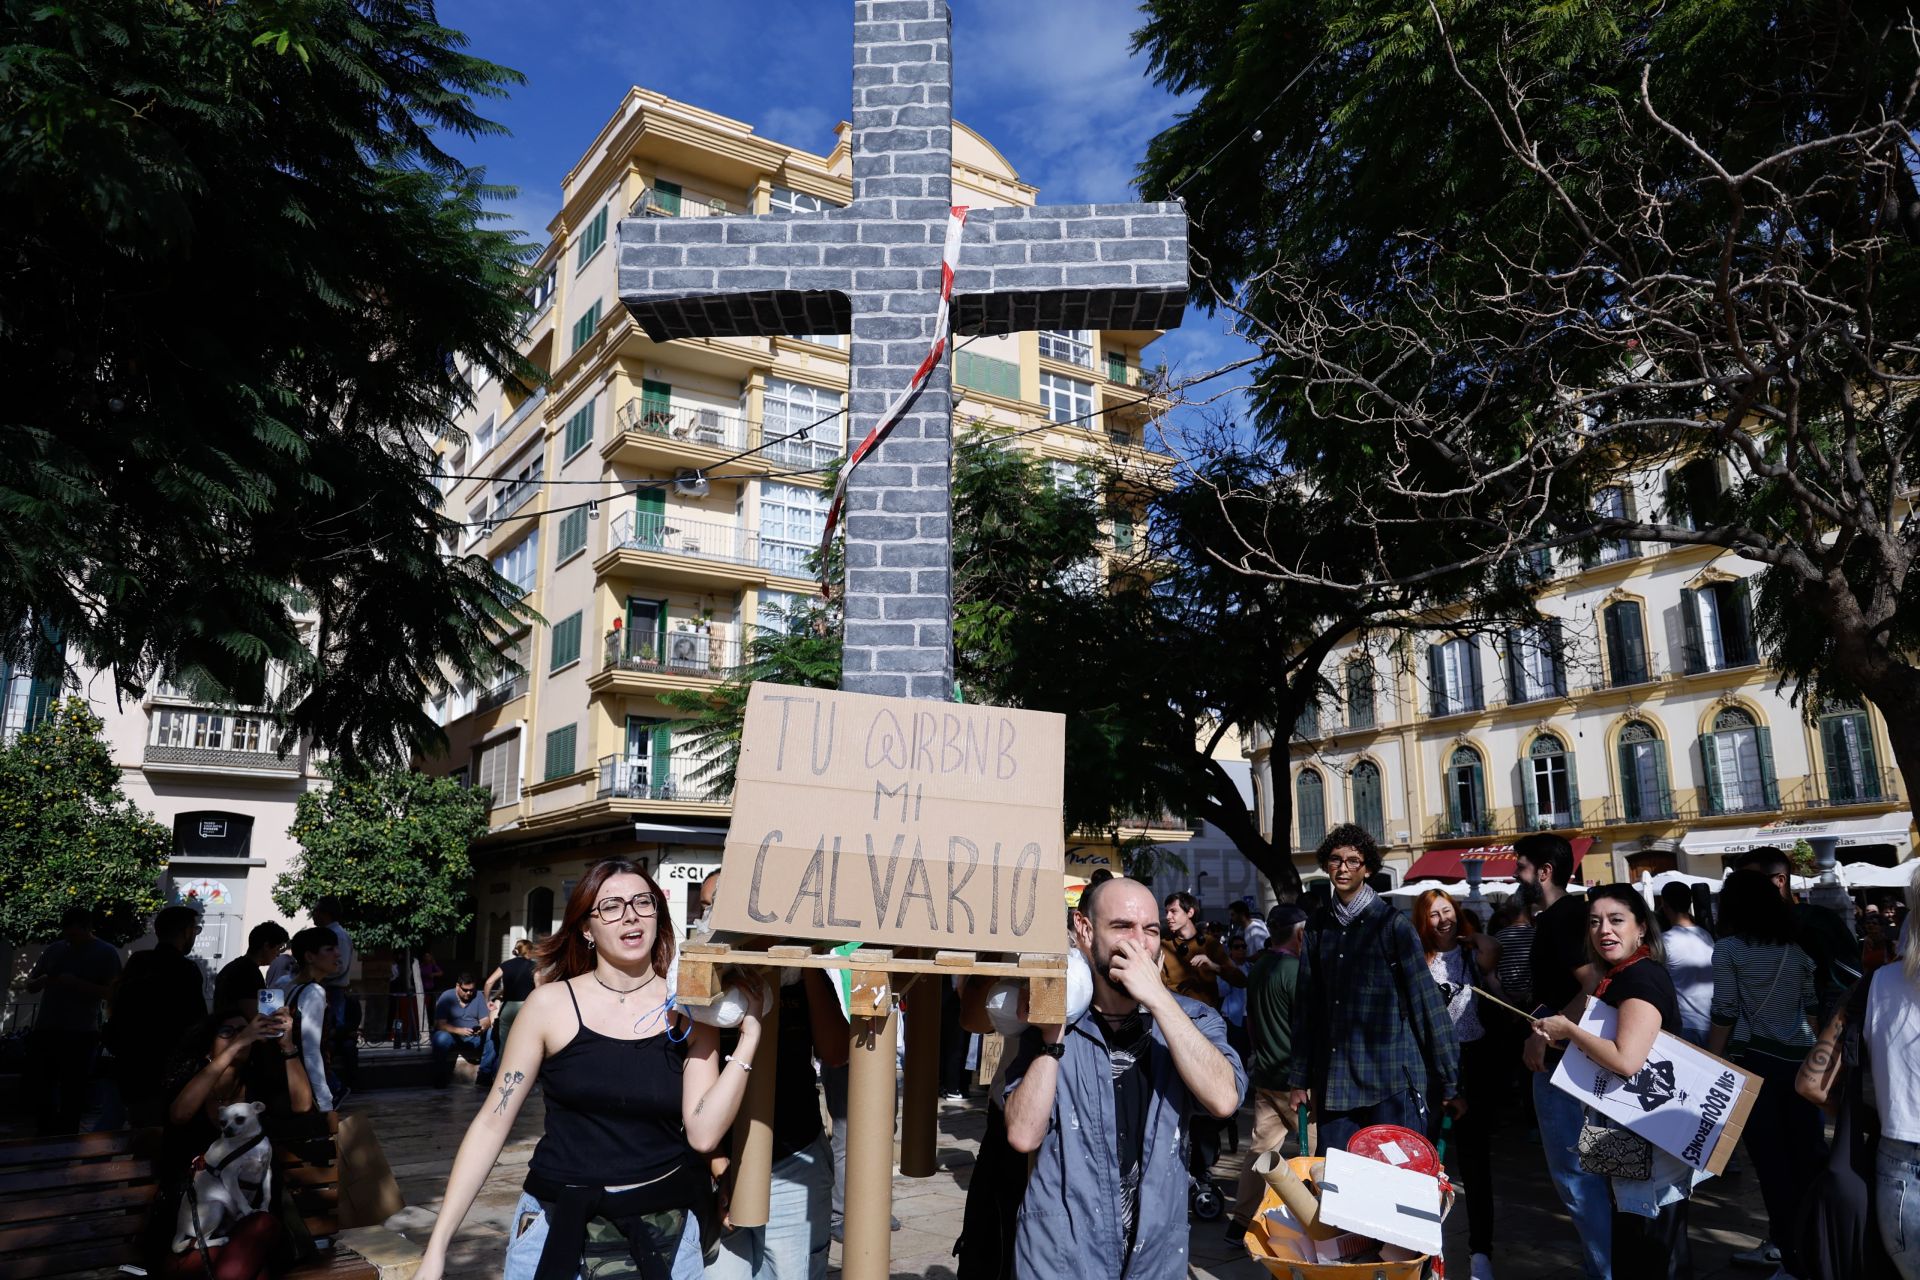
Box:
[428,89,1170,960]
[1249,463,1914,887]
[0,656,322,996]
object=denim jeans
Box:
[501,1189,696,1280]
[1879,1135,1920,1280]
[1533,1068,1613,1280]
[431,1029,481,1086]
[697,1135,833,1280]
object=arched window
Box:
[1446,746,1488,837]
[1701,707,1777,815]
[525,886,555,940]
[1819,703,1882,805]
[1350,761,1385,841]
[1296,769,1326,848]
[1617,720,1673,821]
[1526,735,1578,829]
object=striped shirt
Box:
[1494,924,1535,1009]
[1709,937,1819,1056]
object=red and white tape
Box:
[818,204,970,595]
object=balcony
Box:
[598,509,769,591]
[1573,654,1673,696]
[144,741,300,780]
[1601,796,1680,826]
[604,399,759,474]
[596,752,731,805]
[589,627,743,696]
[629,187,743,219]
[1428,815,1503,841]
[475,673,528,713]
[1784,767,1904,812]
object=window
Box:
[527,264,557,316]
[1526,735,1578,829]
[1445,746,1489,836]
[761,377,843,467]
[152,708,190,747]
[1700,707,1778,815]
[575,207,608,270]
[1819,705,1881,804]
[1603,601,1650,686]
[1047,460,1094,500]
[544,724,578,781]
[562,401,594,458]
[1427,636,1483,715]
[526,886,555,938]
[1680,579,1757,673]
[761,481,828,577]
[473,732,522,807]
[571,300,602,353]
[191,712,226,749]
[1038,329,1093,367]
[1587,486,1635,564]
[1296,769,1326,847]
[1664,457,1723,531]
[491,453,543,519]
[1346,660,1376,729]
[472,413,499,458]
[1617,721,1673,821]
[1505,621,1566,703]
[758,589,809,635]
[1106,348,1128,383]
[955,350,1019,399]
[1350,761,1385,841]
[492,532,539,595]
[550,611,582,670]
[1038,372,1093,425]
[556,508,587,563]
[1293,701,1319,741]
[798,333,844,349]
[229,718,264,753]
[770,187,831,214]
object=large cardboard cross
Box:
[618,0,1186,699]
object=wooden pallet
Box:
[677,939,1070,1022]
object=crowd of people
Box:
[14,839,1920,1280]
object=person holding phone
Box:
[284,928,340,1112]
[416,858,768,1280]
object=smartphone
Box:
[257,987,285,1036]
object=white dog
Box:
[172,1101,274,1253]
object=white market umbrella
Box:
[1840,861,1920,891]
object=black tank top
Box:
[527,981,695,1186]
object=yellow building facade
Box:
[428,89,1170,958]
[1249,464,1914,888]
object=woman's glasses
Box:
[592,893,659,923]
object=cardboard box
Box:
[709,683,1068,953]
[1550,998,1761,1174]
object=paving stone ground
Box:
[355,1079,1776,1279]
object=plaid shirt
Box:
[1286,894,1459,1112]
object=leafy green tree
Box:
[275,763,489,952]
[1134,0,1920,801]
[0,699,171,944]
[0,0,537,764]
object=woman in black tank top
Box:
[416,859,767,1280]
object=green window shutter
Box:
[576,208,608,269]
[1754,725,1779,807]
[651,722,673,790]
[1858,716,1882,799]
[635,488,666,547]
[1427,645,1446,716]
[640,379,672,430]
[1111,514,1134,551]
[1821,715,1849,800]
[25,672,59,729]
[544,724,578,781]
[1464,638,1484,709]
[1651,739,1673,817]
[557,508,587,562]
[654,180,682,216]
[955,351,1020,399]
[550,611,582,670]
[1618,741,1640,822]
[1446,763,1464,833]
[563,403,594,457]
[1106,350,1127,383]
[1699,733,1724,814]
[1679,588,1705,674]
[1565,749,1581,824]
[1469,760,1486,830]
[1523,761,1541,828]
[1725,581,1757,666]
[572,301,602,352]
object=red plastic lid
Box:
[1346,1124,1440,1174]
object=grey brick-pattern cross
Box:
[618,0,1187,699]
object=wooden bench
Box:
[0,1124,379,1279]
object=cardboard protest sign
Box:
[710,683,1068,953]
[1064,846,1124,908]
[1550,998,1760,1174]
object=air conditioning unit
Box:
[668,630,711,671]
[673,469,710,498]
[618,399,641,431]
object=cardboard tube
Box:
[726,987,779,1229]
[843,1006,898,1280]
[900,977,940,1178]
[1257,1154,1339,1241]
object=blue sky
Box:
[444,0,1255,428]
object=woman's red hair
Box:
[1413,888,1478,958]
[533,858,676,983]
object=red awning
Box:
[1403,837,1595,884]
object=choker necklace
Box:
[593,970,655,1004]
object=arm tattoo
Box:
[694,1096,706,1116]
[1802,1043,1837,1075]
[492,1070,525,1115]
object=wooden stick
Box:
[1469,987,1540,1023]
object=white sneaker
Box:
[1470,1252,1494,1280]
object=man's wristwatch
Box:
[1040,1042,1066,1060]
